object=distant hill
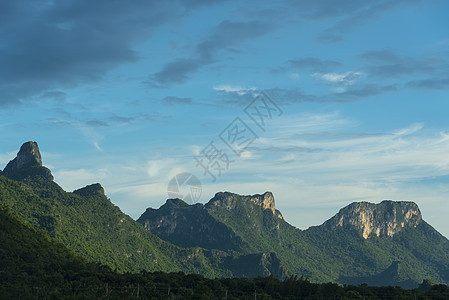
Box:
[138,191,449,287]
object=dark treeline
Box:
[2,270,449,299]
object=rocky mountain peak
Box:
[3,141,53,181]
[163,198,190,208]
[73,183,105,197]
[4,141,42,169]
[208,191,277,214]
[324,200,422,239]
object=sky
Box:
[1,0,449,238]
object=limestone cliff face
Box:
[207,191,283,219]
[138,191,286,251]
[3,141,53,181]
[137,198,246,251]
[251,192,275,214]
[324,200,422,239]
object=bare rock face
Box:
[250,192,275,214]
[3,142,53,181]
[207,191,283,218]
[324,200,422,239]
[4,141,42,170]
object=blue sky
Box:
[1,0,449,237]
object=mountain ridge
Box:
[139,191,449,287]
[0,142,287,279]
[3,202,447,298]
[2,141,449,287]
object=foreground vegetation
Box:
[1,203,448,299]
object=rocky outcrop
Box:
[207,191,283,219]
[73,183,105,197]
[6,142,42,169]
[137,199,247,251]
[324,200,422,239]
[3,141,53,181]
[251,192,275,213]
[139,191,287,253]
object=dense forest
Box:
[1,203,449,299]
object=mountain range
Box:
[1,141,449,288]
[138,191,449,288]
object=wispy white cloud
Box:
[147,160,164,178]
[53,168,109,192]
[213,85,258,95]
[93,141,103,152]
[252,121,449,183]
[239,151,253,159]
[314,71,364,86]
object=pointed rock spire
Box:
[3,141,53,181]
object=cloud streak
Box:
[315,71,364,86]
[151,20,275,86]
[215,85,396,106]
